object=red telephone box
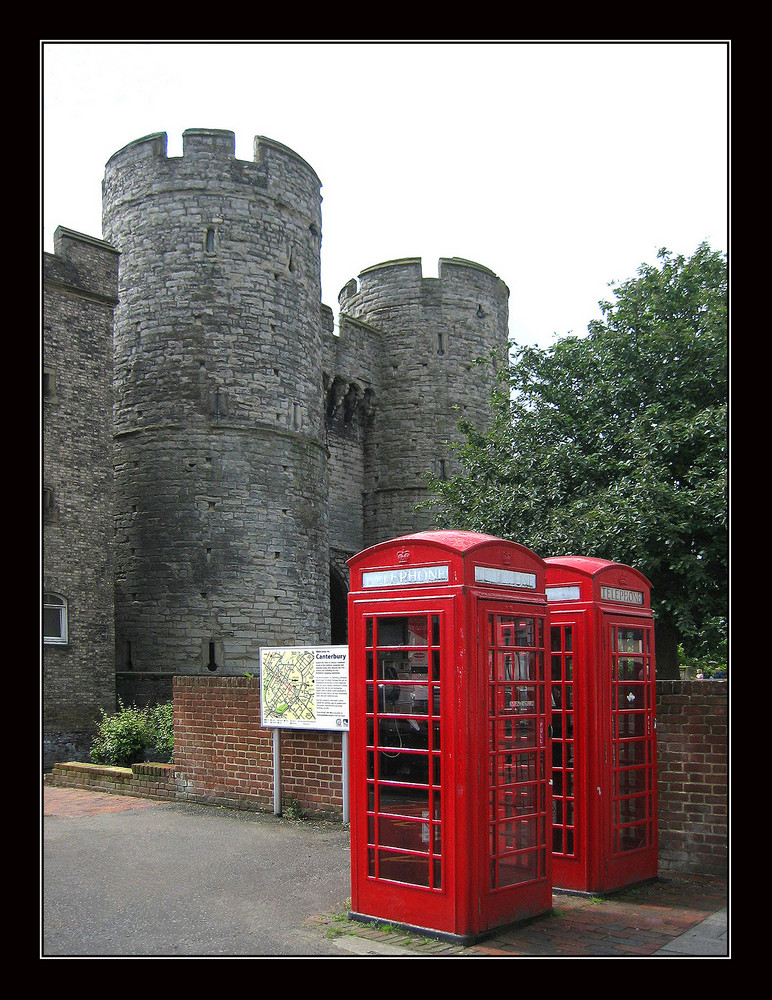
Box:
[545,557,657,894]
[347,530,552,943]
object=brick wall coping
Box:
[53,761,175,777]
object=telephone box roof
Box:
[350,530,533,563]
[545,555,651,587]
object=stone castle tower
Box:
[338,257,510,542]
[97,128,509,698]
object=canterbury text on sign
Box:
[362,565,450,588]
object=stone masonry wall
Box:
[43,228,119,768]
[323,313,381,561]
[338,258,510,545]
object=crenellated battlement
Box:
[340,256,509,305]
[103,129,321,221]
[105,128,317,170]
[104,131,169,171]
[438,256,508,287]
[252,134,321,188]
[182,128,237,158]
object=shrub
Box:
[90,699,174,767]
[146,702,174,762]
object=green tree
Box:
[427,243,727,677]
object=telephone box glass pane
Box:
[617,738,648,765]
[617,656,645,682]
[378,717,430,750]
[616,768,648,795]
[618,629,643,654]
[487,613,548,889]
[377,852,432,887]
[550,624,577,859]
[609,624,655,856]
[365,613,443,890]
[376,679,431,715]
[378,749,429,783]
[378,783,434,816]
[616,686,646,710]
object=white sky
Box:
[41,40,729,349]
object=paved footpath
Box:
[42,784,728,958]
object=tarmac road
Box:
[43,789,353,957]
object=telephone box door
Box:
[549,611,590,891]
[602,614,657,889]
[478,599,552,930]
[348,596,461,934]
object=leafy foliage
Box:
[90,700,174,767]
[145,702,174,762]
[679,641,728,679]
[427,244,727,671]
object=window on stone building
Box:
[43,593,68,645]
[43,487,55,518]
[43,369,56,400]
[206,227,217,253]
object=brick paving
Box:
[468,874,726,956]
[44,784,158,817]
[311,872,727,957]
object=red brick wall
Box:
[49,761,176,800]
[173,676,343,819]
[656,680,728,875]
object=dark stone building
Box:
[43,129,510,760]
[43,228,119,766]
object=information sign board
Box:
[260,645,349,731]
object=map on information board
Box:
[259,645,349,731]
